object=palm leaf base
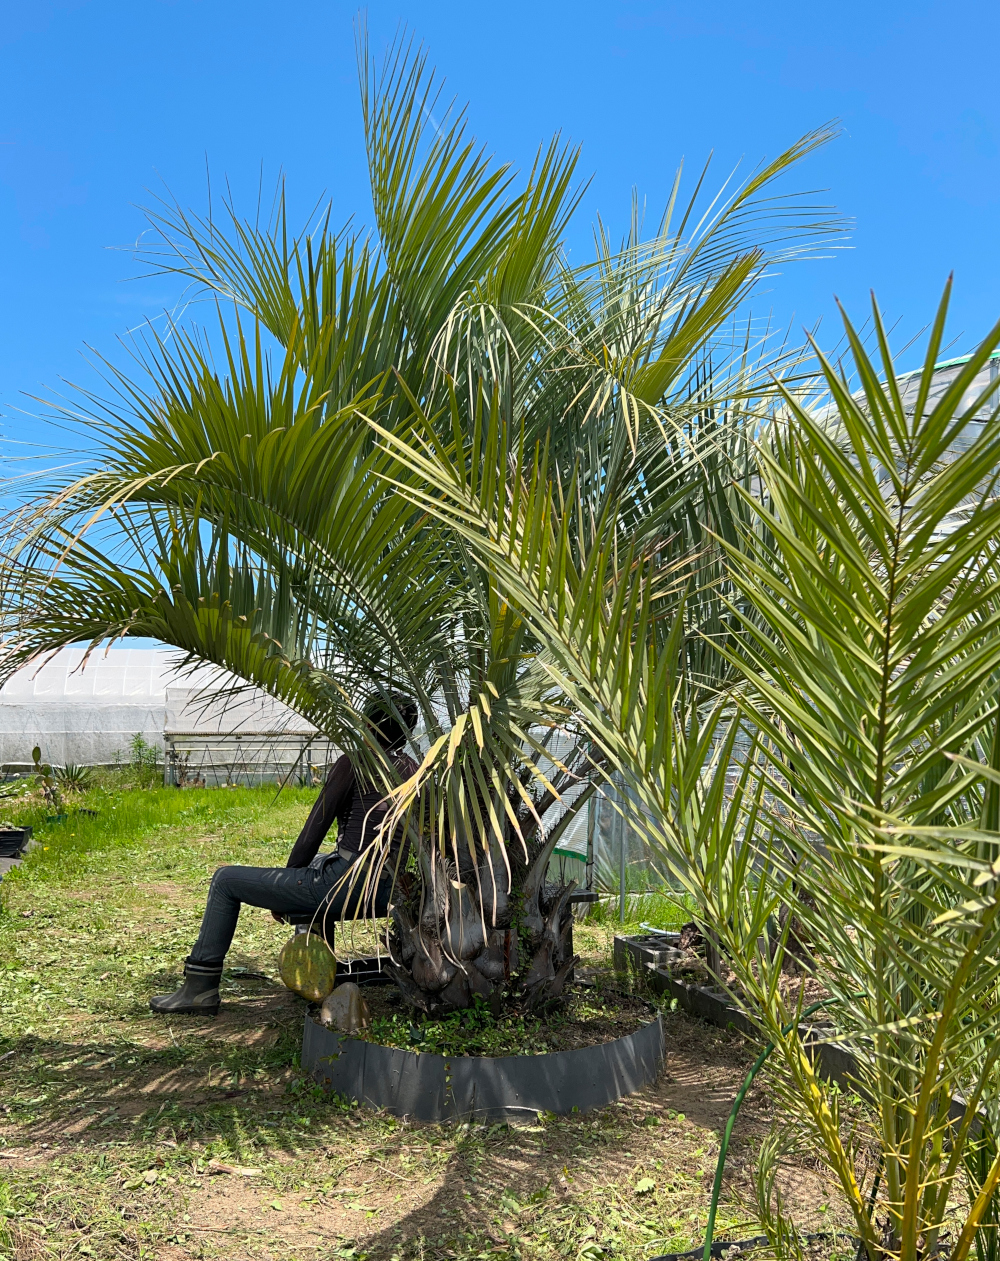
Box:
[386,875,579,1014]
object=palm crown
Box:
[3,30,840,1010]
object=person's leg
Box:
[315,855,395,919]
[305,857,395,971]
[187,864,337,969]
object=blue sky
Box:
[2,0,998,454]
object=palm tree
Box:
[385,280,1000,1260]
[2,29,841,1013]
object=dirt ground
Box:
[0,787,855,1261]
[0,996,850,1261]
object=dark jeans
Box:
[187,853,392,971]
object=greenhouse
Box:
[0,646,327,784]
[0,645,174,770]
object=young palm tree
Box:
[383,281,1000,1259]
[2,31,841,1013]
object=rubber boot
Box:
[150,963,222,1016]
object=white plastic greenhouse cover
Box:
[0,646,313,768]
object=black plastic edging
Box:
[618,938,980,1123]
[301,1009,665,1123]
[614,936,859,1090]
[653,1234,776,1260]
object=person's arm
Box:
[284,755,354,868]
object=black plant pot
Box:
[0,827,32,858]
[301,1008,664,1123]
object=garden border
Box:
[614,935,858,1088]
[301,1006,665,1123]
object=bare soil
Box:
[0,1006,854,1261]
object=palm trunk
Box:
[385,839,579,1014]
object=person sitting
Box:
[150,696,419,1016]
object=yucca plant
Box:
[1,30,840,1013]
[54,763,93,792]
[380,280,1000,1257]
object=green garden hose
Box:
[701,997,848,1261]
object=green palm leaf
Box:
[6,30,843,1017]
[381,279,1000,1259]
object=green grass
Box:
[0,784,769,1261]
[3,779,306,864]
[584,890,695,932]
[0,784,320,1036]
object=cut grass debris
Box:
[0,785,846,1260]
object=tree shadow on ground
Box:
[0,972,313,1148]
[1,1002,850,1261]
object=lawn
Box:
[0,785,845,1261]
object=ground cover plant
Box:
[358,985,653,1057]
[0,787,847,1261]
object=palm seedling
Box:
[717,289,1000,1261]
